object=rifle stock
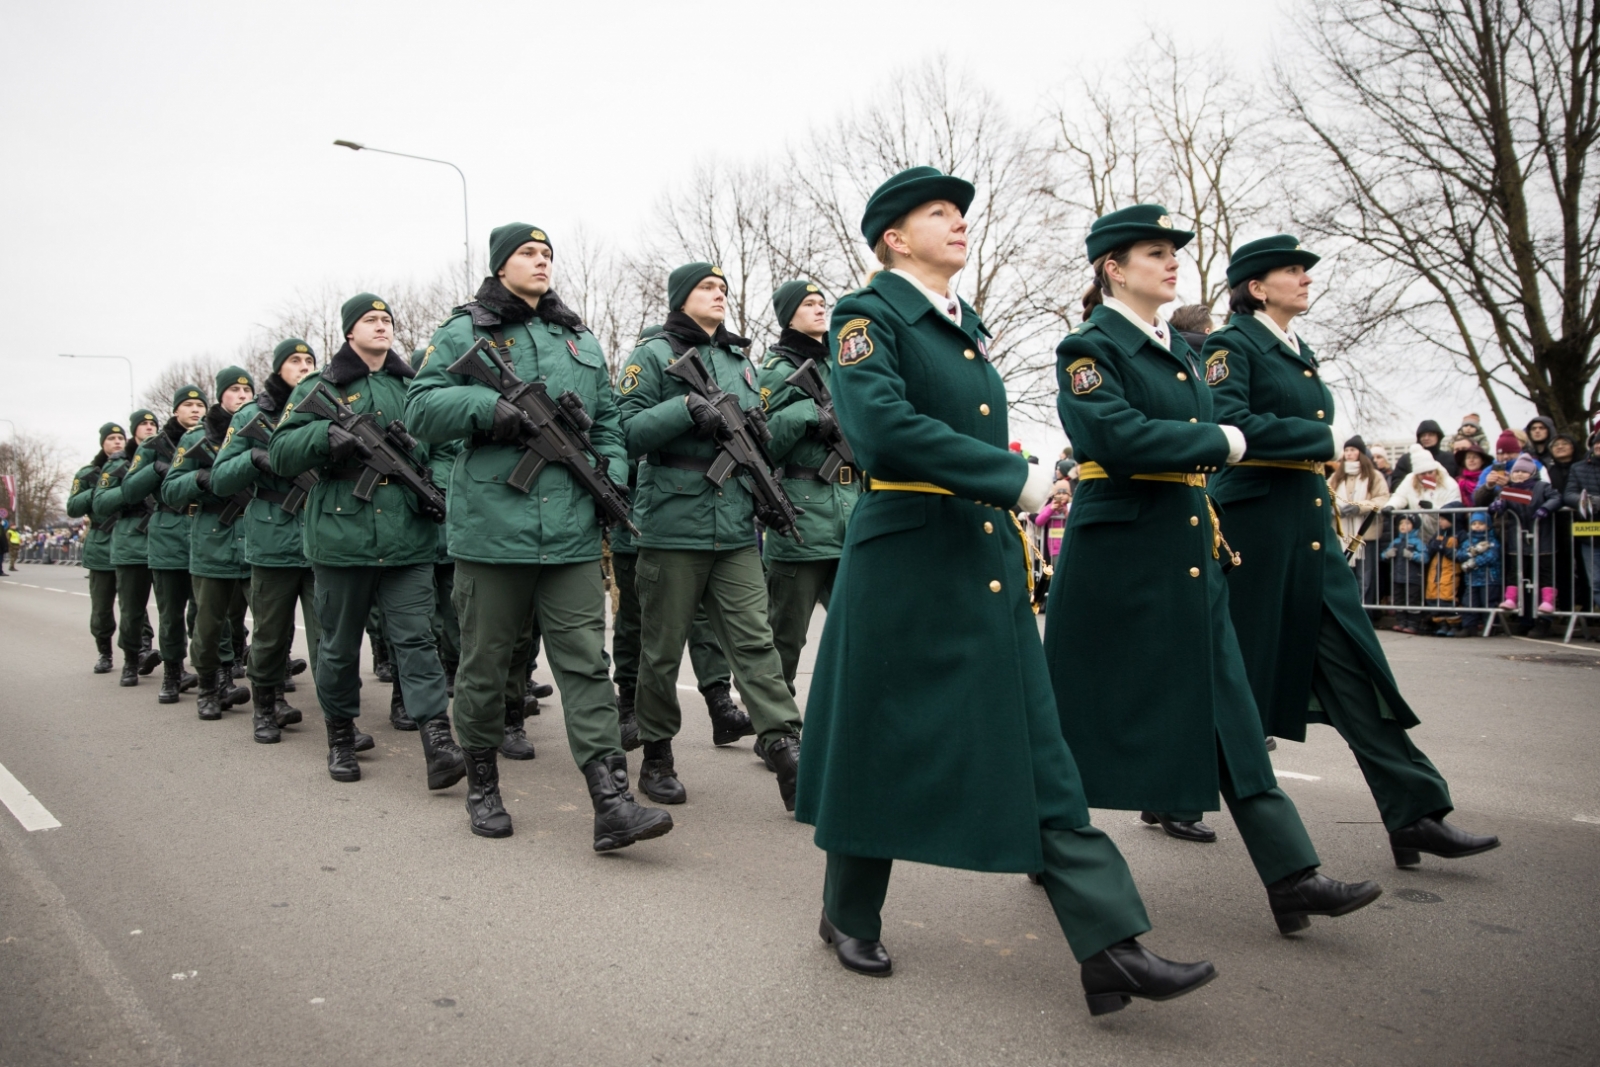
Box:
[299,383,447,523]
[783,358,856,483]
[239,414,319,513]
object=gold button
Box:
[1311,541,1322,551]
[1176,371,1188,381]
[983,521,994,534]
[1316,409,1325,418]
[1303,370,1314,378]
[1314,498,1323,507]
[989,580,1002,592]
[1190,516,1199,526]
[964,349,975,360]
[979,403,990,415]
[376,508,382,514]
[1189,418,1198,423]
[1189,567,1200,577]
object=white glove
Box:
[1017,462,1053,512]
[1219,425,1247,464]
[1325,425,1340,461]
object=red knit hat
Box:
[1495,430,1520,454]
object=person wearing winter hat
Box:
[1205,232,1499,872]
[91,410,165,685]
[1452,511,1501,632]
[1524,416,1558,464]
[1561,429,1600,616]
[1454,440,1492,504]
[1389,443,1462,518]
[1486,454,1563,629]
[1390,419,1458,482]
[1473,429,1546,503]
[65,421,130,673]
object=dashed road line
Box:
[1574,814,1600,825]
[1274,770,1322,781]
[0,760,62,831]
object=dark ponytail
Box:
[1080,247,1134,322]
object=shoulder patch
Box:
[99,472,113,488]
[1067,357,1103,396]
[72,478,82,494]
[1204,350,1229,386]
[129,455,143,471]
[173,446,187,467]
[224,426,235,447]
[619,364,643,395]
[759,386,773,411]
[837,318,874,366]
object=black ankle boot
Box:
[389,680,417,731]
[818,912,892,977]
[196,674,222,721]
[419,714,467,791]
[461,747,513,838]
[373,646,394,683]
[252,687,282,744]
[702,681,754,746]
[158,660,183,704]
[583,754,673,851]
[763,734,800,812]
[638,738,686,804]
[272,686,303,728]
[178,662,199,692]
[119,654,139,687]
[1389,814,1500,867]
[1266,868,1383,934]
[93,643,113,674]
[616,686,641,751]
[217,667,250,708]
[137,640,161,676]
[351,724,375,752]
[325,718,360,782]
[1080,938,1216,1015]
[499,700,536,760]
[1139,812,1217,843]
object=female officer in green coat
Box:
[1205,235,1499,868]
[796,168,1215,1016]
[1044,206,1382,935]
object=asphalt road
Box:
[1,565,1597,1067]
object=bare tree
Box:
[0,431,73,528]
[558,227,659,381]
[1283,0,1600,436]
[140,353,235,417]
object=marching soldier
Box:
[67,421,127,673]
[91,411,164,685]
[270,293,467,791]
[1043,205,1381,936]
[617,261,803,811]
[161,367,256,720]
[1205,234,1500,867]
[138,386,208,702]
[796,169,1214,1014]
[407,222,672,849]
[756,280,859,697]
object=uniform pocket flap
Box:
[846,494,927,545]
[1067,492,1141,526]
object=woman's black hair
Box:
[1228,277,1266,316]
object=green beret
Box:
[215,365,256,400]
[772,280,824,330]
[272,337,314,373]
[99,422,126,443]
[341,292,392,337]
[1085,204,1194,262]
[1225,234,1320,288]
[861,166,976,247]
[129,409,158,430]
[171,384,208,409]
[667,262,726,312]
[490,222,553,274]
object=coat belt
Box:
[1233,459,1325,472]
[867,479,1034,596]
[1076,461,1206,487]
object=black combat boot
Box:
[217,667,251,708]
[389,678,417,731]
[461,747,513,838]
[158,660,184,704]
[499,699,536,760]
[351,724,375,752]
[231,651,247,680]
[93,640,114,674]
[702,681,754,746]
[179,663,199,693]
[1266,868,1383,934]
[196,672,222,721]
[1079,939,1217,1015]
[524,675,551,715]
[282,655,306,693]
[372,645,394,683]
[325,717,360,782]
[584,754,673,852]
[638,738,687,804]
[616,686,641,751]
[764,733,800,812]
[137,636,161,676]
[252,687,282,744]
[119,654,139,687]
[419,714,467,791]
[273,686,303,728]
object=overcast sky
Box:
[1,1,1530,467]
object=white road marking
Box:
[0,761,62,831]
[43,587,65,593]
[1511,635,1600,656]
[1274,770,1322,781]
[1574,815,1600,825]
[71,591,89,597]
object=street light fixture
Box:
[58,354,136,413]
[334,139,472,294]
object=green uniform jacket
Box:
[92,441,154,567]
[268,345,437,569]
[135,422,193,571]
[210,378,311,570]
[794,272,1078,874]
[67,455,115,571]
[1041,304,1277,812]
[406,305,625,566]
[160,408,249,580]
[756,335,860,561]
[1205,315,1416,740]
[616,320,764,551]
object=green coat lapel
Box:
[1234,314,1316,371]
[868,272,991,350]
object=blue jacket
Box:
[1453,522,1501,588]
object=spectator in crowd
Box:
[1169,303,1214,348]
[1382,515,1429,633]
[1054,447,1075,481]
[1329,438,1390,604]
[1422,511,1461,636]
[1369,444,1394,486]
[1388,443,1463,524]
[1563,430,1600,612]
[1524,417,1557,466]
[1546,434,1577,494]
[6,524,18,572]
[1486,455,1562,627]
[1390,419,1459,482]
[1028,481,1072,614]
[1474,431,1544,501]
[1454,441,1491,504]
[1455,416,1491,453]
[1453,511,1501,632]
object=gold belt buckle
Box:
[837,466,854,485]
[1185,474,1207,487]
[186,503,199,515]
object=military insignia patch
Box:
[759,386,772,411]
[1204,350,1229,386]
[530,229,547,242]
[371,300,386,311]
[72,478,81,494]
[744,366,755,388]
[837,318,873,366]
[295,343,309,353]
[129,455,142,471]
[345,393,361,404]
[805,284,818,292]
[173,446,187,466]
[567,339,579,357]
[236,376,249,385]
[710,266,725,277]
[99,472,112,488]
[1157,214,1173,229]
[1067,357,1103,396]
[224,427,235,447]
[619,364,643,394]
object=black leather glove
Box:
[686,394,725,439]
[491,399,525,442]
[326,423,367,463]
[810,405,840,443]
[250,448,274,475]
[1419,500,1433,509]
[194,468,212,492]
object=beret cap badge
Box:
[530,229,547,242]
[371,300,386,311]
[295,344,308,353]
[1157,215,1173,228]
[710,266,725,277]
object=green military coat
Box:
[1205,315,1416,740]
[160,408,249,580]
[1042,304,1278,813]
[756,333,859,561]
[794,271,1086,874]
[269,345,438,569]
[616,316,764,552]
[92,441,154,568]
[210,377,311,570]
[135,421,193,572]
[67,454,116,572]
[406,302,626,566]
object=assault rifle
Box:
[190,432,253,526]
[237,413,319,515]
[783,357,856,484]
[295,382,448,524]
[446,337,638,535]
[664,350,803,542]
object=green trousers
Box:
[1312,608,1452,831]
[113,565,155,659]
[313,563,443,724]
[634,547,801,746]
[87,568,117,652]
[1220,759,1320,886]
[191,576,248,676]
[611,551,730,692]
[503,603,540,704]
[453,560,621,765]
[366,604,388,668]
[150,569,192,663]
[825,824,1151,963]
[249,566,317,690]
[433,562,460,669]
[765,557,837,692]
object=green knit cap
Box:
[99,421,126,444]
[272,337,314,373]
[772,280,824,330]
[129,409,159,432]
[860,166,976,247]
[1085,204,1194,262]
[171,383,208,409]
[215,365,256,401]
[1225,234,1320,288]
[341,292,392,337]
[489,222,553,273]
[667,262,726,312]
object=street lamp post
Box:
[334,140,472,295]
[58,354,136,413]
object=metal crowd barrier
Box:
[16,542,82,565]
[1537,509,1599,644]
[1348,506,1523,637]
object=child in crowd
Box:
[1382,514,1430,633]
[1453,510,1501,635]
[1423,510,1461,635]
[1487,454,1562,625]
[1028,481,1072,614]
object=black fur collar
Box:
[769,328,828,365]
[323,342,415,387]
[257,373,293,415]
[203,404,233,444]
[161,417,185,443]
[664,310,751,351]
[90,451,109,468]
[466,276,588,333]
[122,438,140,461]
